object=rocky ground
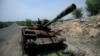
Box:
[51,15,100,56]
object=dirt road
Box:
[0,23,22,56]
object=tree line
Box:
[0,21,13,28]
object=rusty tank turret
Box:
[21,4,76,56]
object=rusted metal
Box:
[21,4,76,55]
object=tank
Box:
[21,4,76,56]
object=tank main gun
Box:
[44,4,76,27]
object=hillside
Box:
[51,15,100,56]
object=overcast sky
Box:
[0,0,86,21]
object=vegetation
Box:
[25,19,33,26]
[72,8,83,18]
[57,19,64,22]
[86,0,100,16]
[0,21,13,28]
[16,21,26,26]
[0,19,35,28]
[16,19,36,26]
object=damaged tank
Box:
[21,4,76,56]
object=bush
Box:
[25,19,33,26]
[86,0,100,16]
[72,8,83,18]
[0,21,13,28]
[16,21,26,26]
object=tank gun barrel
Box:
[44,4,76,27]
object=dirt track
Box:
[0,23,22,56]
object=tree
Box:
[72,8,83,18]
[86,0,100,16]
[25,19,33,26]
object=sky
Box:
[0,0,86,21]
